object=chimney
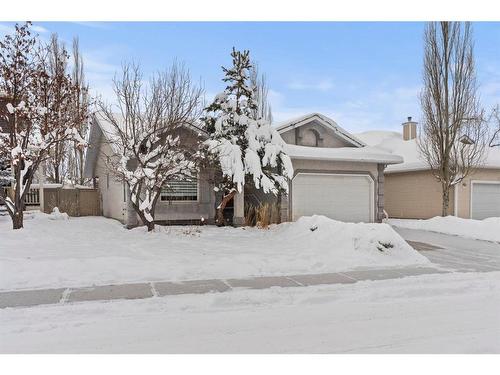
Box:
[402,116,417,141]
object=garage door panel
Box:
[471,183,500,220]
[292,173,373,223]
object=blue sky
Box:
[1,22,499,132]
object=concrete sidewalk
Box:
[0,266,449,309]
[3,231,498,310]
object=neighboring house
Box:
[84,112,403,226]
[356,118,500,220]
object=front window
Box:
[161,179,198,202]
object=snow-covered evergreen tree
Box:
[203,48,293,226]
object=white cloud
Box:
[31,24,49,34]
[0,23,48,37]
[0,23,14,36]
[70,22,111,30]
[287,79,334,92]
[269,84,422,133]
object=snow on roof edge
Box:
[357,130,500,172]
[285,144,403,165]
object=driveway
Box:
[393,227,500,272]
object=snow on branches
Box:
[0,22,86,229]
[98,62,203,231]
[203,48,293,224]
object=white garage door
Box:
[292,173,374,222]
[471,182,500,220]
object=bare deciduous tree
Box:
[98,62,203,231]
[40,34,75,184]
[489,105,500,147]
[67,37,92,186]
[250,61,273,123]
[418,22,488,216]
[0,23,85,229]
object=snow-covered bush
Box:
[202,48,293,225]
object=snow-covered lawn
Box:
[0,212,428,291]
[387,216,500,243]
[1,271,499,353]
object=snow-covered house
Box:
[83,113,217,226]
[356,117,500,220]
[276,113,402,223]
[84,112,403,226]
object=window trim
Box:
[160,178,200,204]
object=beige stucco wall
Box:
[384,170,455,219]
[455,168,500,219]
[385,168,500,219]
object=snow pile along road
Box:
[387,216,500,243]
[0,212,428,291]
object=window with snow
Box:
[160,179,198,202]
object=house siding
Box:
[95,141,127,223]
[385,168,500,219]
[384,170,455,219]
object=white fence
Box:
[24,187,40,206]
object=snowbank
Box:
[387,216,500,243]
[0,213,428,291]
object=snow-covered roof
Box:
[93,111,208,151]
[83,112,208,178]
[355,130,500,173]
[276,113,366,148]
[284,144,403,164]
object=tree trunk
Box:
[12,209,24,230]
[276,191,282,224]
[78,148,84,185]
[130,197,156,232]
[215,189,237,227]
[441,183,450,216]
[145,220,155,232]
[137,208,155,232]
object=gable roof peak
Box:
[275,112,366,148]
